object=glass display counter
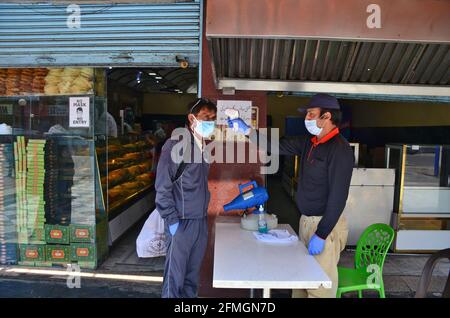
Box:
[0,68,108,268]
[96,135,157,218]
[386,144,450,252]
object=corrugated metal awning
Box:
[210,39,449,85]
[206,0,450,100]
[0,1,201,67]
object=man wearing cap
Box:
[229,93,354,298]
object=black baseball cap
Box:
[297,93,340,112]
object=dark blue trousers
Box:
[161,217,208,298]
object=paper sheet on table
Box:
[253,229,298,244]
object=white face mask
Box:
[304,119,323,136]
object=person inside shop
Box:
[95,103,118,138]
[229,93,354,298]
[47,116,72,136]
[122,107,139,135]
[155,98,217,298]
[154,122,167,141]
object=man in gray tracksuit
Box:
[155,98,217,298]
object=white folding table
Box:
[213,219,332,298]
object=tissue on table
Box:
[253,229,298,244]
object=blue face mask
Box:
[193,116,215,138]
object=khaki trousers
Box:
[292,214,348,298]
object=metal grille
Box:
[0,2,200,67]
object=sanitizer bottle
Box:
[258,205,268,233]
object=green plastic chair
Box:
[336,223,395,298]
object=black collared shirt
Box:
[278,129,354,239]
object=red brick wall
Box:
[199,2,268,296]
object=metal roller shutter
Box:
[0,1,200,67]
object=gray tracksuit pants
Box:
[161,217,208,298]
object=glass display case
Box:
[386,144,450,252]
[96,135,157,219]
[0,68,108,268]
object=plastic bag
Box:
[136,209,166,258]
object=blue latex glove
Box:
[227,118,251,135]
[169,222,179,236]
[308,234,325,255]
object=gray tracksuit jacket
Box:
[155,132,210,226]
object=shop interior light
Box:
[148,72,157,76]
[155,76,162,80]
[136,71,143,83]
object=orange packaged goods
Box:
[5,69,20,96]
[0,68,49,95]
[136,173,152,183]
[108,169,128,186]
[121,181,141,191]
[19,68,33,94]
[43,67,93,95]
[108,187,123,201]
[32,68,48,94]
[108,185,120,196]
[114,157,130,166]
[0,69,5,95]
[122,181,145,194]
[123,152,141,161]
[135,141,146,148]
[138,162,151,171]
[107,158,125,171]
[126,165,142,176]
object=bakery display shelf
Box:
[104,164,155,208]
[106,156,151,174]
[95,136,157,222]
[0,68,94,97]
[96,143,152,159]
[108,183,155,216]
[101,158,153,186]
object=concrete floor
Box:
[0,175,448,298]
[1,248,447,298]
